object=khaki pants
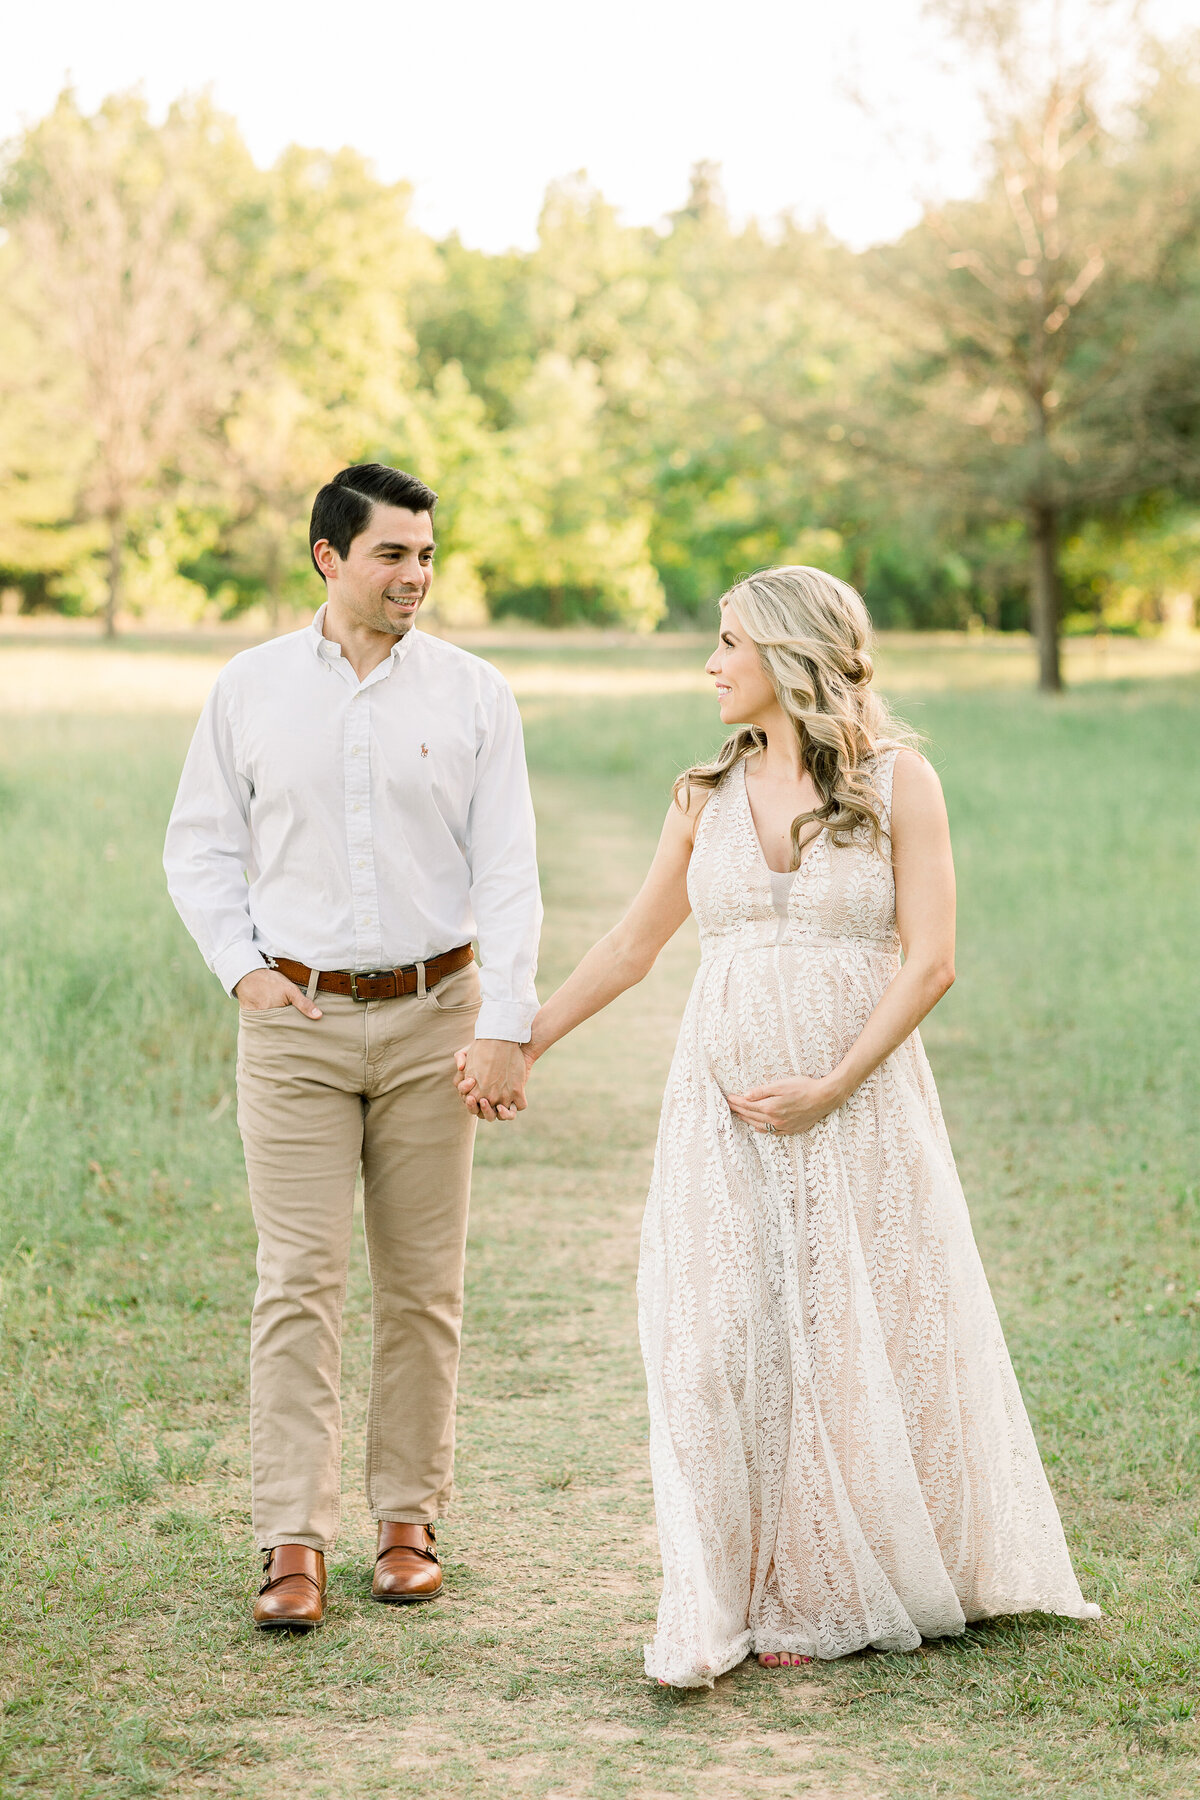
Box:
[235,961,480,1552]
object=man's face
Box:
[316,503,435,635]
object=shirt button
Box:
[357,860,366,869]
[351,746,361,757]
[353,803,362,813]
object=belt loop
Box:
[305,966,320,1002]
[415,960,427,999]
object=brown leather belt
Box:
[271,944,473,1002]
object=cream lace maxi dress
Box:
[638,751,1099,1688]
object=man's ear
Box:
[313,539,339,581]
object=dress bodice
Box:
[687,752,901,957]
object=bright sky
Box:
[5,0,1199,251]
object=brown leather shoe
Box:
[253,1545,326,1630]
[371,1521,443,1605]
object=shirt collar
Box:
[308,602,420,674]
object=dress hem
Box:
[644,1598,1101,1688]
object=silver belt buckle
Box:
[350,969,387,1001]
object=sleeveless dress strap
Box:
[689,764,735,855]
[872,747,904,835]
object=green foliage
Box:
[1062,498,1200,631]
[861,533,977,631]
[2,33,1200,643]
[860,10,1200,682]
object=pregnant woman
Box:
[458,565,1099,1688]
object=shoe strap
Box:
[259,1545,324,1594]
[376,1522,439,1564]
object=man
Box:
[164,463,540,1629]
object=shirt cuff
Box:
[474,1000,536,1044]
[214,943,268,996]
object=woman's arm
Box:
[457,792,704,1114]
[727,750,957,1135]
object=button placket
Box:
[345,688,383,970]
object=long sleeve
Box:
[465,680,543,1042]
[163,677,266,995]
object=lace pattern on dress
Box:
[639,749,1099,1687]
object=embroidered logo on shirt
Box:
[420,743,429,758]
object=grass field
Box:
[1,633,1199,1799]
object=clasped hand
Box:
[455,1040,533,1122]
[726,1073,843,1136]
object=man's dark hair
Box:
[309,464,438,577]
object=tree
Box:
[1,92,250,634]
[493,351,665,629]
[409,235,538,429]
[636,167,871,617]
[215,145,436,624]
[411,174,669,629]
[0,227,96,607]
[875,4,1200,687]
[2,57,1198,641]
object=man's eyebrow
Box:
[371,539,436,553]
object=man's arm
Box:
[456,789,704,1116]
[163,678,267,996]
[460,678,543,1118]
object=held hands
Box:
[455,1039,534,1122]
[234,968,322,1018]
[726,1073,845,1136]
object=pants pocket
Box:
[426,965,482,1014]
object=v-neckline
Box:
[739,760,825,879]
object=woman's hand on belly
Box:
[725,1071,846,1136]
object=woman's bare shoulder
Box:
[891,746,940,784]
[890,749,948,830]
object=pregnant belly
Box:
[690,943,894,1093]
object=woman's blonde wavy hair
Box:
[674,565,918,866]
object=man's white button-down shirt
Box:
[164,607,542,1042]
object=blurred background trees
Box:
[870,0,1200,687]
[1,15,1198,685]
[1,93,251,634]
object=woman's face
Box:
[705,604,778,726]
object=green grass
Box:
[1,659,1199,1798]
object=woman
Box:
[459,566,1099,1689]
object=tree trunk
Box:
[1028,502,1063,693]
[104,511,123,640]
